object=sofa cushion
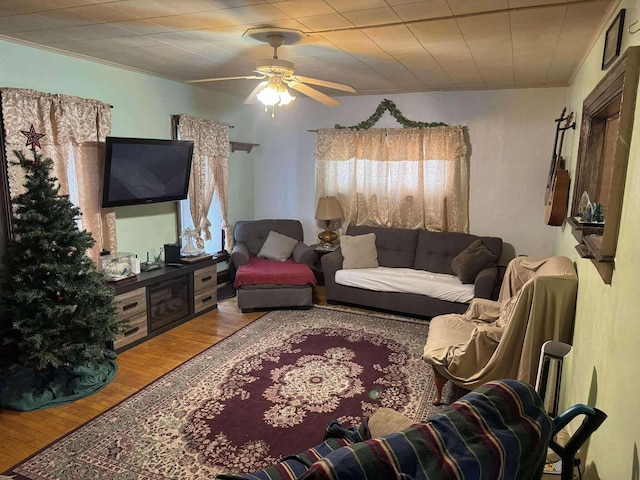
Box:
[257,230,298,262]
[234,256,316,288]
[451,239,498,283]
[340,233,379,269]
[367,407,414,439]
[346,226,417,268]
[335,267,474,303]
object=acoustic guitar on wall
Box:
[545,109,575,226]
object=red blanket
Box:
[234,255,316,288]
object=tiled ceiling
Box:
[0,0,615,102]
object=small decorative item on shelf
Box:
[180,227,204,257]
[582,202,594,222]
[99,252,137,282]
[592,203,605,223]
[574,192,605,225]
[578,191,591,218]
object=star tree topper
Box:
[20,124,46,151]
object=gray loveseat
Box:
[322,225,503,318]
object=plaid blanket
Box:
[216,421,370,480]
[299,380,552,480]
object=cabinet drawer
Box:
[194,287,217,314]
[115,287,146,319]
[193,265,217,294]
[114,312,148,350]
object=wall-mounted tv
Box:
[101,137,194,208]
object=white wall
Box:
[251,88,567,261]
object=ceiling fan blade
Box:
[186,75,265,84]
[287,82,340,107]
[291,75,356,93]
[243,81,268,104]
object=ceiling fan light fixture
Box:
[194,29,354,109]
[256,78,296,110]
[277,85,295,106]
[256,82,280,106]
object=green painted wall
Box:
[553,2,640,478]
[0,39,256,260]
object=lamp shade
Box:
[315,196,344,220]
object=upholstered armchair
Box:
[423,256,578,405]
[231,219,317,312]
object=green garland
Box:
[334,99,447,130]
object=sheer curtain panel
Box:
[174,115,230,250]
[1,87,114,262]
[315,127,469,233]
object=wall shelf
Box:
[230,141,259,153]
[568,217,614,283]
[567,216,604,243]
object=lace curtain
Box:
[175,115,230,250]
[1,87,114,262]
[315,126,469,233]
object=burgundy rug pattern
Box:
[5,306,462,479]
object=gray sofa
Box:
[322,225,503,318]
[231,219,317,312]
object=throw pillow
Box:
[451,239,497,284]
[340,233,379,269]
[257,231,298,262]
[368,407,414,438]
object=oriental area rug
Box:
[4,306,464,480]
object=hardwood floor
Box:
[0,296,264,472]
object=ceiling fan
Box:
[186,29,356,110]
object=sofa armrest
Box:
[293,242,317,265]
[474,264,498,300]
[463,298,502,322]
[231,242,249,267]
[321,249,344,294]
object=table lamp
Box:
[315,196,344,247]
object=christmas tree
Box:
[0,127,124,374]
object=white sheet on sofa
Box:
[335,267,474,303]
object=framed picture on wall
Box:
[602,9,625,70]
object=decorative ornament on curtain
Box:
[1,87,114,263]
[315,126,469,233]
[174,115,230,251]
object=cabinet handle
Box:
[123,326,140,336]
[122,302,138,311]
[200,276,213,282]
[201,295,213,303]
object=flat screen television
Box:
[101,136,194,208]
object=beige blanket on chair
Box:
[423,256,578,390]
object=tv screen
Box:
[101,137,194,208]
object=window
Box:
[179,195,223,254]
[315,127,469,232]
[172,115,230,253]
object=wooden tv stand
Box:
[110,255,226,352]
